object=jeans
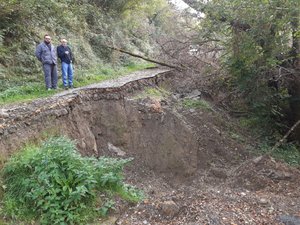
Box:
[61,62,73,87]
[43,63,58,89]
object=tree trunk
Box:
[291,9,300,70]
[288,75,300,140]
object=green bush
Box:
[182,99,212,111]
[1,137,143,224]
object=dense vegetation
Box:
[182,0,299,136]
[0,0,177,100]
[1,137,143,224]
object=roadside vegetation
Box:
[180,0,300,165]
[0,62,154,105]
[0,0,176,104]
[0,137,143,224]
[134,87,171,100]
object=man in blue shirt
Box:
[35,34,58,90]
[57,38,74,89]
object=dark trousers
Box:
[43,63,58,89]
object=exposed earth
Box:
[0,68,300,224]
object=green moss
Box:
[134,87,171,100]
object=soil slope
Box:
[0,68,299,225]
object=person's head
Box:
[60,38,67,46]
[44,34,51,44]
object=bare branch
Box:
[106,46,184,70]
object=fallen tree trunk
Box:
[107,46,184,71]
[269,119,300,154]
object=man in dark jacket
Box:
[57,38,74,89]
[35,34,58,90]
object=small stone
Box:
[0,109,9,118]
[54,108,69,117]
[259,198,268,205]
[187,90,201,99]
[253,156,263,164]
[149,99,162,113]
[8,126,17,134]
[108,142,126,156]
[143,220,148,224]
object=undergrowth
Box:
[134,87,170,100]
[257,142,300,166]
[238,117,300,166]
[1,137,143,224]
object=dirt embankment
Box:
[0,68,172,157]
[0,68,198,178]
[0,68,300,224]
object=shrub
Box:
[182,99,212,111]
[1,137,143,224]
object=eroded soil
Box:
[102,71,300,225]
[1,68,300,225]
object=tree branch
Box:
[106,46,184,70]
[269,119,300,155]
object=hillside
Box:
[0,68,299,224]
[0,0,300,224]
[0,0,178,92]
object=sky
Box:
[169,0,190,10]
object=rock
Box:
[149,99,162,113]
[159,200,180,217]
[268,170,292,181]
[8,126,17,134]
[186,90,201,99]
[108,143,126,156]
[252,156,263,164]
[278,215,300,225]
[259,198,268,205]
[53,108,69,117]
[139,97,163,113]
[189,109,196,113]
[171,94,180,101]
[0,109,9,118]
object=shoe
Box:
[69,85,74,89]
[64,86,69,90]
